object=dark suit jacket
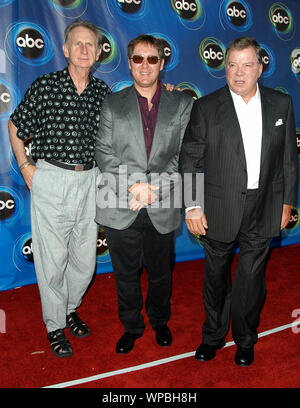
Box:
[95,85,193,234]
[180,84,298,242]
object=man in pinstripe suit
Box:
[179,37,298,366]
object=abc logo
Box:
[260,48,270,72]
[117,0,142,13]
[0,191,15,220]
[285,207,299,230]
[226,1,247,26]
[293,55,300,69]
[22,238,34,263]
[16,28,44,59]
[292,53,300,74]
[271,8,289,31]
[97,229,108,257]
[172,0,198,20]
[160,38,172,66]
[0,83,11,114]
[99,34,112,63]
[202,43,224,68]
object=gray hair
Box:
[225,36,263,64]
[64,19,103,50]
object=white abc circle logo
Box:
[0,191,15,220]
[227,4,246,19]
[174,0,197,12]
[0,83,12,114]
[285,208,298,229]
[16,34,44,48]
[97,237,107,248]
[117,0,142,13]
[0,199,14,210]
[271,8,290,32]
[203,48,223,61]
[203,48,223,60]
[202,43,224,68]
[272,12,289,25]
[296,133,300,155]
[97,229,109,256]
[102,42,111,54]
[293,56,300,68]
[291,49,300,74]
[22,238,34,262]
[0,92,11,103]
[16,28,45,59]
[118,0,141,3]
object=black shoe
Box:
[195,343,223,361]
[154,325,172,347]
[66,312,90,338]
[234,347,254,367]
[116,332,143,354]
[47,329,73,358]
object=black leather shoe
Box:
[154,325,172,347]
[234,347,254,367]
[116,332,142,354]
[195,343,223,361]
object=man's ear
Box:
[62,43,69,58]
[159,58,165,72]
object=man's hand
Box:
[185,207,208,236]
[164,83,174,92]
[21,164,36,190]
[281,204,293,229]
[128,182,159,210]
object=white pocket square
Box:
[275,119,283,126]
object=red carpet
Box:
[0,245,299,389]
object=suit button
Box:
[241,191,246,195]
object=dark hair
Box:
[128,34,165,59]
[64,19,102,50]
[225,36,263,64]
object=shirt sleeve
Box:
[10,78,40,141]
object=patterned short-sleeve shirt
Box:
[10,67,111,164]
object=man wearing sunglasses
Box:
[95,34,193,354]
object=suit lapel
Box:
[148,87,178,164]
[119,86,147,159]
[217,86,247,170]
[259,85,274,168]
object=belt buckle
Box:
[75,164,84,171]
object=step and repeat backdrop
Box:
[0,0,299,290]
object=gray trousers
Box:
[30,159,98,332]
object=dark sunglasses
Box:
[130,55,160,64]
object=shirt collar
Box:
[135,80,162,106]
[62,66,94,89]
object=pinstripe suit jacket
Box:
[179,84,298,242]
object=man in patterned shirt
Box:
[8,20,110,358]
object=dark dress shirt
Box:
[135,81,162,159]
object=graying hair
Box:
[225,36,263,64]
[64,19,103,50]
